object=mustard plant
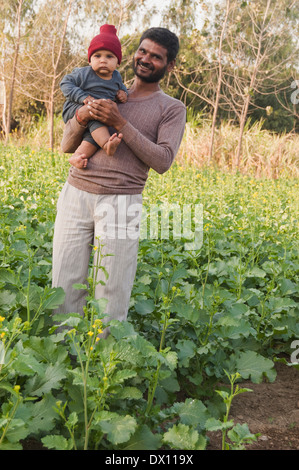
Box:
[216,370,255,450]
[145,286,180,418]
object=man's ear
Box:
[167,59,176,73]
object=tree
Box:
[15,0,76,149]
[169,0,299,167]
[220,0,299,166]
[0,0,34,141]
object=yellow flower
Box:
[96,337,100,342]
[14,385,20,394]
[90,346,93,351]
[98,329,103,335]
[0,332,5,338]
[87,331,94,337]
[0,316,5,322]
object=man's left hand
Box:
[87,99,127,132]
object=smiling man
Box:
[53,27,186,337]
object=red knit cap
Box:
[88,24,122,64]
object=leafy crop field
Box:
[0,144,298,450]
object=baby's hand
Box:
[116,90,128,103]
[83,95,96,105]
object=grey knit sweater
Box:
[61,89,186,194]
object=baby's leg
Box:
[69,140,98,169]
[91,126,123,156]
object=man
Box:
[52,27,186,337]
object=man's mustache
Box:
[136,60,154,70]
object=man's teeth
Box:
[138,62,151,70]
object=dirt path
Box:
[207,361,299,450]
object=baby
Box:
[60,24,128,169]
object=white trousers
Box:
[52,182,142,336]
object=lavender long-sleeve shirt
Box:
[61,89,186,195]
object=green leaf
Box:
[113,369,137,384]
[23,336,68,364]
[232,351,276,383]
[117,387,143,400]
[99,415,137,445]
[25,394,58,433]
[267,296,297,313]
[109,320,136,339]
[0,290,16,308]
[12,353,45,376]
[89,297,108,315]
[245,267,266,278]
[134,299,155,315]
[227,423,258,449]
[0,441,23,450]
[138,274,152,285]
[0,269,18,285]
[52,312,82,329]
[122,425,162,450]
[162,351,178,371]
[163,424,206,450]
[279,278,298,296]
[205,417,234,432]
[25,363,67,396]
[41,435,72,450]
[41,287,65,311]
[5,419,29,443]
[67,412,78,428]
[171,398,208,427]
[72,283,88,290]
[176,339,196,367]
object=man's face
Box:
[133,39,175,83]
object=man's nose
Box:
[141,52,151,62]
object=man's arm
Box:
[60,105,90,153]
[87,99,186,174]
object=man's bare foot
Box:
[103,133,123,156]
[69,154,88,169]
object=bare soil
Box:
[22,361,299,451]
[207,361,299,450]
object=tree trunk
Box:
[5,0,23,144]
[48,0,74,150]
[208,0,231,164]
[234,0,272,168]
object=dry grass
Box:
[3,115,299,179]
[178,120,299,179]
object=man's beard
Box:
[132,58,167,83]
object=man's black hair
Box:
[139,27,179,63]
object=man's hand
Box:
[76,104,92,126]
[116,90,128,103]
[87,99,127,132]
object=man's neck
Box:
[129,77,160,98]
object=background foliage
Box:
[1,0,298,151]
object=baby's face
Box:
[89,50,118,79]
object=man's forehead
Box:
[138,38,168,57]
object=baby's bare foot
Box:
[104,133,123,156]
[69,154,88,169]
